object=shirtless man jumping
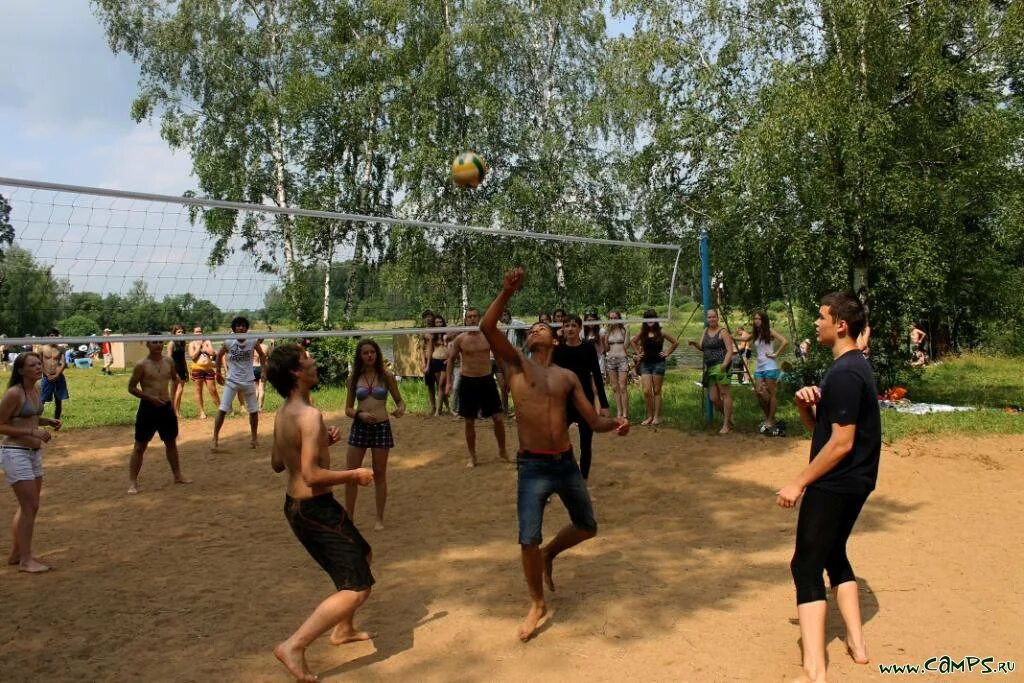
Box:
[127,333,189,494]
[481,267,629,642]
[446,307,508,467]
[267,343,376,682]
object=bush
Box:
[306,336,358,388]
[55,314,101,337]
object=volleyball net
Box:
[0,177,684,348]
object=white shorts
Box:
[2,446,43,485]
[220,380,259,414]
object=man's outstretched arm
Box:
[481,267,525,366]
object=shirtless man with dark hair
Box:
[446,307,507,467]
[481,267,629,642]
[267,344,376,682]
[127,335,189,494]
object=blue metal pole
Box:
[700,230,713,423]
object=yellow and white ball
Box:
[451,151,488,188]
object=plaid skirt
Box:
[348,419,395,449]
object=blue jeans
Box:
[516,449,597,545]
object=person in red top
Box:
[100,328,114,376]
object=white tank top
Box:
[754,338,779,372]
[225,339,256,384]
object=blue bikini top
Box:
[19,389,44,418]
[355,382,388,401]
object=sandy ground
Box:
[1,410,1022,682]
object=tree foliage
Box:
[84,0,1024,363]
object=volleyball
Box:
[451,151,488,188]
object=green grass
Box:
[41,352,1024,443]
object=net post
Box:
[700,230,713,424]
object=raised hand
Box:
[503,267,526,293]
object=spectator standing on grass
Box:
[735,312,789,436]
[632,310,679,426]
[688,309,734,434]
[100,328,115,375]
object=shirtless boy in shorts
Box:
[481,267,629,642]
[127,333,189,494]
[268,343,376,682]
[446,307,508,467]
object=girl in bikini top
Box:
[354,383,389,401]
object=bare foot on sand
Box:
[127,483,139,494]
[18,558,51,573]
[198,412,208,420]
[210,438,221,453]
[542,549,555,592]
[329,625,373,646]
[498,450,510,462]
[517,603,548,642]
[273,642,317,682]
[651,418,662,425]
[466,456,476,468]
[374,519,385,531]
[640,417,653,426]
[718,426,731,435]
[174,477,192,485]
[846,637,869,664]
[250,439,258,450]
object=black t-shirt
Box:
[553,340,609,409]
[809,349,881,496]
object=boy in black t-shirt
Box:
[777,292,880,683]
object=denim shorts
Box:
[639,360,666,376]
[516,449,597,545]
[754,369,782,381]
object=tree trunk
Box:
[343,228,364,320]
[322,235,334,328]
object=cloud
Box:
[94,125,195,195]
[0,2,142,134]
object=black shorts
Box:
[428,357,447,376]
[253,367,263,382]
[457,374,502,419]
[284,493,374,592]
[348,419,395,449]
[134,401,179,443]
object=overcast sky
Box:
[1,2,634,314]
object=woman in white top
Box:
[734,310,788,435]
[603,310,630,419]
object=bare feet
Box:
[210,438,220,452]
[374,519,385,531]
[198,412,208,420]
[846,637,869,664]
[498,451,510,462]
[329,624,374,646]
[128,483,139,494]
[18,558,51,573]
[640,417,653,426]
[273,641,317,682]
[542,548,555,592]
[8,551,20,565]
[718,425,731,435]
[250,439,258,450]
[651,418,662,425]
[466,456,476,468]
[517,603,547,642]
[174,476,192,485]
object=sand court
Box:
[1,412,1021,681]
